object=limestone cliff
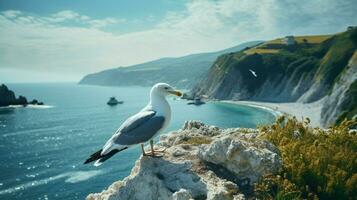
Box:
[86,121,282,200]
[191,28,357,127]
[321,51,357,126]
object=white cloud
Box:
[36,10,124,28]
[52,10,80,20]
[2,10,22,18]
[88,17,124,28]
[0,0,356,82]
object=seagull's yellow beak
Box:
[168,90,182,97]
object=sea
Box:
[0,83,276,200]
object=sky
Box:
[0,0,356,83]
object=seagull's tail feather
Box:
[84,147,128,165]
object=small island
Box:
[107,97,123,106]
[0,84,44,107]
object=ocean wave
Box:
[0,170,102,195]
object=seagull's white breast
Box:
[148,94,171,136]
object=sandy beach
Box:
[223,100,323,127]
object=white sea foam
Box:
[242,103,282,117]
[65,170,103,183]
[6,105,23,108]
[25,105,54,109]
[0,170,102,195]
[6,104,54,109]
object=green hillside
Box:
[79,41,261,89]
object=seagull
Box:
[84,83,182,166]
[249,69,257,77]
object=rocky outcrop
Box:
[0,84,28,106]
[0,84,44,107]
[87,121,282,200]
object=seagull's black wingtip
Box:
[83,147,129,165]
[84,149,102,164]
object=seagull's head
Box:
[151,83,182,98]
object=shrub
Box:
[256,116,357,199]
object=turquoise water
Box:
[0,83,275,199]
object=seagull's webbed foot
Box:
[152,147,167,153]
[140,141,167,157]
[144,148,167,157]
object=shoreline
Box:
[221,100,323,127]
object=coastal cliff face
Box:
[79,41,261,89]
[321,51,357,126]
[87,121,282,200]
[191,29,357,126]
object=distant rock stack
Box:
[0,84,27,106]
[0,84,44,107]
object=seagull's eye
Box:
[164,87,169,90]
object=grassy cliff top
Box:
[244,34,332,55]
[267,35,332,44]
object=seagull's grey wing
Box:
[119,110,156,133]
[113,110,165,145]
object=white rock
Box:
[198,135,282,184]
[172,189,193,200]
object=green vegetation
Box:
[178,136,212,145]
[295,35,331,44]
[244,35,332,55]
[255,116,357,199]
[265,35,331,45]
[244,48,280,55]
[316,30,356,84]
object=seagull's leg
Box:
[141,144,147,156]
[150,140,167,154]
[142,140,166,157]
[150,140,155,156]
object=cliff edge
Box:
[86,121,282,200]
